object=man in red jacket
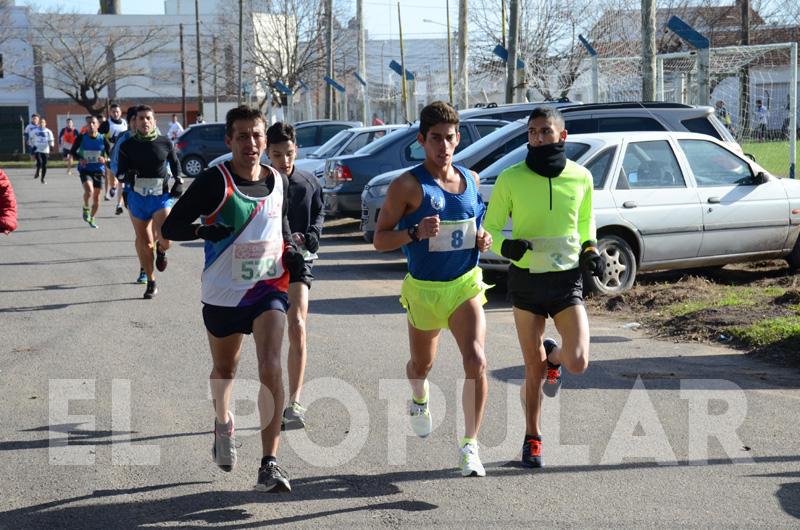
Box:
[0,169,18,234]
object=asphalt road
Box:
[1,167,798,528]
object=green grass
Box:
[728,315,800,347]
[740,140,795,178]
[667,286,784,317]
[1,160,69,168]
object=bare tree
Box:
[17,13,169,115]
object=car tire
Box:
[786,233,800,270]
[182,155,205,177]
[584,234,637,295]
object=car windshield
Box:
[354,126,414,155]
[479,141,592,184]
[308,130,353,158]
[455,120,525,161]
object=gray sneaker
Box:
[211,413,237,472]
[281,402,306,430]
[255,461,291,492]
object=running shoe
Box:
[255,461,291,493]
[543,338,561,398]
[459,441,486,477]
[67,169,72,176]
[103,194,110,201]
[136,269,147,284]
[87,217,98,229]
[211,413,237,472]
[143,280,157,299]
[40,178,46,184]
[281,401,307,431]
[109,187,117,198]
[155,241,168,272]
[521,436,543,468]
[115,205,124,215]
[409,380,432,438]
[82,207,90,222]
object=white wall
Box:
[0,7,37,113]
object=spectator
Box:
[715,100,733,132]
[0,169,18,234]
[755,99,768,141]
[167,114,184,143]
[372,112,385,126]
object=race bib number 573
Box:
[232,240,284,283]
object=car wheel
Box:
[182,155,205,177]
[584,235,637,295]
[363,230,374,243]
[786,233,800,270]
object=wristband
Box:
[407,224,420,242]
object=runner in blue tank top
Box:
[373,101,493,477]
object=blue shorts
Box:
[127,192,174,221]
[202,293,289,338]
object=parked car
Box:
[293,120,362,158]
[322,118,508,218]
[360,119,531,242]
[479,131,800,294]
[458,99,581,121]
[175,122,228,177]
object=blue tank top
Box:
[77,133,106,174]
[398,164,485,281]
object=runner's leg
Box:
[130,215,155,280]
[286,282,309,403]
[407,324,440,402]
[549,304,590,374]
[448,295,488,439]
[207,331,244,423]
[512,307,548,436]
[252,309,287,457]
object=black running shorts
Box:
[79,171,103,188]
[289,260,315,289]
[508,264,584,318]
[202,292,289,338]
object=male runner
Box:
[24,114,40,166]
[373,101,493,477]
[32,119,54,184]
[117,105,183,299]
[265,122,324,430]
[162,105,304,493]
[99,102,128,201]
[167,114,184,144]
[70,116,112,228]
[483,106,602,468]
[59,118,78,176]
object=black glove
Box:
[304,232,320,253]
[500,239,532,261]
[196,223,234,242]
[579,240,604,278]
[170,180,184,198]
[283,246,306,277]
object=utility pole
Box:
[641,0,656,100]
[195,0,203,120]
[505,0,519,103]
[213,35,219,121]
[237,0,243,106]
[180,23,187,125]
[446,0,454,105]
[357,0,367,123]
[501,0,506,48]
[325,0,334,119]
[398,2,409,122]
[739,0,750,135]
[457,0,468,109]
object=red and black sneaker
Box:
[543,338,561,398]
[521,436,543,468]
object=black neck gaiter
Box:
[525,141,567,178]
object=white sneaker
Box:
[409,381,432,438]
[459,441,486,477]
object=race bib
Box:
[528,235,580,272]
[62,142,73,151]
[133,177,164,196]
[232,240,285,284]
[428,218,477,253]
[83,150,102,163]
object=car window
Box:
[201,125,224,141]
[598,117,666,132]
[680,117,723,140]
[356,127,412,155]
[310,130,352,158]
[341,132,370,155]
[678,139,753,187]
[584,146,617,189]
[475,123,505,137]
[295,126,317,148]
[617,140,684,189]
[500,110,533,121]
[478,141,590,185]
[471,131,528,173]
[407,137,425,161]
[320,124,350,143]
[455,125,473,152]
[565,118,596,134]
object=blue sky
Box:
[17,0,456,40]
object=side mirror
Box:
[745,152,756,162]
[753,171,769,185]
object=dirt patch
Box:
[586,260,800,368]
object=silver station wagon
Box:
[479,131,800,294]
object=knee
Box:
[212,365,237,381]
[258,355,282,383]
[408,358,433,378]
[287,316,305,342]
[562,346,589,374]
[462,348,487,379]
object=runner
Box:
[24,114,40,170]
[162,105,305,493]
[265,121,324,430]
[99,103,128,201]
[167,114,184,144]
[117,105,183,299]
[373,101,493,477]
[59,118,78,176]
[70,116,112,229]
[31,118,55,184]
[483,106,601,468]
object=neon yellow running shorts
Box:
[399,267,491,331]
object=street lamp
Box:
[422,13,454,106]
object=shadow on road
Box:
[0,297,142,313]
[0,255,135,266]
[309,295,403,316]
[1,424,208,452]
[0,282,131,294]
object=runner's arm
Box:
[309,178,325,238]
[578,169,596,245]
[373,172,424,252]
[483,171,512,255]
[69,134,82,159]
[281,172,293,246]
[167,141,181,178]
[161,174,223,241]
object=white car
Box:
[480,131,800,294]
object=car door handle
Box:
[707,197,721,204]
[622,201,637,209]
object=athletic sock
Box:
[461,436,477,447]
[260,455,277,467]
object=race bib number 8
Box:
[428,218,477,253]
[232,240,285,284]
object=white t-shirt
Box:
[32,127,55,154]
[167,122,184,142]
[24,123,39,146]
[756,106,768,125]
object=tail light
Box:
[335,163,352,181]
[176,140,187,151]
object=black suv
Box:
[175,123,228,177]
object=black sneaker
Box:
[143,280,157,299]
[521,436,543,468]
[255,461,291,493]
[155,241,168,272]
[211,414,237,472]
[115,205,124,215]
[543,338,561,398]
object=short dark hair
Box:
[31,113,39,118]
[528,106,565,129]
[109,102,120,110]
[266,121,296,146]
[225,105,265,138]
[85,115,93,122]
[126,106,138,122]
[419,100,459,139]
[136,105,154,117]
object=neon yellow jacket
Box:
[484,159,596,273]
